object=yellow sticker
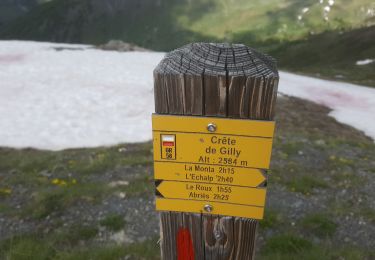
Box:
[152,114,275,219]
[160,134,176,160]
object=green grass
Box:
[271,139,330,195]
[30,191,66,218]
[330,171,365,189]
[0,143,152,188]
[300,214,337,237]
[0,236,56,260]
[0,203,12,214]
[20,174,154,219]
[262,234,313,255]
[60,225,99,243]
[270,130,375,195]
[2,229,371,260]
[21,181,113,219]
[0,143,152,175]
[259,209,284,229]
[260,244,372,260]
[0,232,159,260]
[285,175,329,195]
[99,214,125,232]
[0,143,153,218]
[260,233,373,260]
[270,161,331,195]
[57,239,160,260]
[360,208,375,224]
[120,175,154,197]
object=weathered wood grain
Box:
[154,43,279,259]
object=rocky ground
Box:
[97,40,150,52]
[0,95,374,259]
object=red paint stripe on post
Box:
[177,228,194,260]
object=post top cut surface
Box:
[154,42,278,78]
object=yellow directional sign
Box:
[152,114,275,219]
[156,181,266,206]
[153,132,273,169]
[154,162,266,187]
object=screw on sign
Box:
[207,123,217,132]
[152,43,279,259]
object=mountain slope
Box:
[0,0,38,28]
[0,0,216,50]
[1,0,374,50]
[1,0,374,87]
[267,25,375,87]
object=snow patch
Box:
[278,72,375,141]
[0,40,164,150]
[356,59,374,65]
[0,40,374,151]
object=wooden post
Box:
[153,43,279,259]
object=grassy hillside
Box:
[1,0,374,49]
[266,25,375,87]
[0,0,216,50]
[0,0,52,28]
[1,0,374,86]
[0,0,38,28]
[178,0,375,43]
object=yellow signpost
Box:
[152,114,275,219]
[154,162,266,187]
[156,181,266,206]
